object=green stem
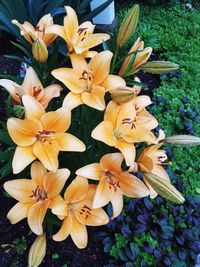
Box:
[111,46,120,73]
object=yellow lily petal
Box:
[31,161,47,188]
[70,216,88,249]
[7,118,42,146]
[33,140,59,172]
[62,92,83,110]
[100,153,124,173]
[53,215,72,242]
[104,100,120,126]
[64,176,88,203]
[52,68,85,93]
[81,86,105,110]
[7,202,33,224]
[111,190,123,219]
[101,75,126,92]
[118,173,149,198]
[40,107,71,133]
[40,84,62,109]
[21,67,43,96]
[88,51,113,85]
[76,163,104,180]
[28,199,50,235]
[137,109,158,130]
[115,139,136,167]
[12,19,36,44]
[51,199,68,217]
[46,25,67,42]
[0,79,20,102]
[22,95,45,120]
[132,95,152,110]
[4,179,36,202]
[12,146,37,174]
[64,6,78,43]
[43,168,70,199]
[69,54,88,75]
[55,133,86,152]
[91,121,116,146]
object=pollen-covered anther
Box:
[30,186,47,202]
[36,130,55,143]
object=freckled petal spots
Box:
[12,146,37,174]
[43,168,70,199]
[76,163,104,180]
[7,118,42,146]
[64,176,88,203]
[22,95,45,120]
[81,86,105,110]
[40,107,71,133]
[101,75,126,92]
[55,133,85,152]
[115,139,136,167]
[111,191,123,219]
[33,141,59,172]
[7,202,33,224]
[91,121,116,146]
[100,153,124,173]
[4,179,36,203]
[28,199,50,235]
[70,216,88,249]
[31,161,47,188]
[62,92,83,111]
[53,215,72,241]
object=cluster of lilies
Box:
[0,5,192,263]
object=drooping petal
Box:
[91,121,116,146]
[93,176,113,208]
[12,19,36,43]
[55,133,85,152]
[53,216,72,241]
[51,68,85,93]
[4,179,36,202]
[115,139,136,167]
[118,173,149,198]
[40,84,62,109]
[7,202,33,224]
[101,75,126,92]
[88,51,112,85]
[0,79,20,102]
[12,146,37,174]
[31,161,47,188]
[111,190,123,219]
[7,118,42,146]
[100,153,124,173]
[64,176,88,203]
[70,216,88,249]
[33,141,59,172]
[40,107,71,133]
[22,95,45,120]
[28,199,50,235]
[62,92,83,110]
[76,163,104,180]
[43,168,70,199]
[81,86,105,110]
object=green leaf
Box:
[0,151,14,161]
[0,158,12,178]
[6,95,12,118]
[78,0,92,14]
[4,55,31,66]
[11,41,32,58]
[0,129,15,146]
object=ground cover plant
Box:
[0,1,199,267]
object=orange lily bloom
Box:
[7,95,85,174]
[0,67,62,108]
[46,6,110,57]
[12,14,57,47]
[138,143,170,198]
[4,161,70,235]
[119,37,152,76]
[92,100,158,166]
[52,51,126,110]
[51,176,109,248]
[76,153,149,218]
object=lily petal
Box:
[0,79,20,102]
[101,75,126,92]
[7,202,33,224]
[62,92,83,110]
[55,133,85,152]
[51,199,68,217]
[69,54,88,75]
[93,176,113,208]
[100,153,124,173]
[64,176,88,203]
[111,190,123,219]
[53,215,72,241]
[21,67,43,96]
[91,121,116,146]
[31,161,47,188]
[40,84,62,109]
[76,163,104,180]
[64,6,78,43]
[81,86,105,110]
[22,95,45,120]
[70,216,88,249]
[115,139,136,167]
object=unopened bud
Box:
[28,234,46,267]
[144,172,185,204]
[117,4,140,48]
[141,61,179,74]
[164,135,200,146]
[32,39,48,62]
[111,86,136,104]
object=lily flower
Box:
[4,161,70,235]
[12,14,57,47]
[52,51,126,110]
[0,67,62,108]
[46,6,110,57]
[76,153,149,218]
[7,95,85,174]
[138,143,170,198]
[92,100,158,166]
[51,176,109,248]
[119,37,152,76]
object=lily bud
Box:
[140,61,179,74]
[110,86,136,104]
[28,234,46,267]
[32,39,48,62]
[144,173,185,204]
[164,135,200,146]
[117,4,139,48]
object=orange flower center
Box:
[36,130,55,143]
[105,171,120,192]
[114,117,136,139]
[78,204,91,220]
[33,85,42,98]
[79,70,94,92]
[30,186,47,202]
